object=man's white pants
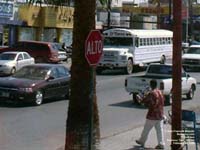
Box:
[139,119,165,146]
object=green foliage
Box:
[98,0,108,7]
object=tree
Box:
[26,0,101,149]
[65,1,100,150]
[99,0,112,28]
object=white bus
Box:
[97,28,173,74]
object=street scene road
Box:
[0,63,200,150]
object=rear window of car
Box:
[12,42,50,51]
[11,42,24,48]
[25,43,49,51]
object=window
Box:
[23,53,31,59]
[50,68,59,78]
[104,37,133,47]
[17,54,23,60]
[57,67,69,77]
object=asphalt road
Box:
[0,66,200,150]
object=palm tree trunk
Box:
[65,0,100,150]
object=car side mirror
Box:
[45,75,55,81]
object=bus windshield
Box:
[104,37,133,47]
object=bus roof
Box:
[103,28,173,38]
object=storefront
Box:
[18,5,74,46]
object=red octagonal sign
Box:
[85,30,103,66]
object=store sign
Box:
[0,2,13,18]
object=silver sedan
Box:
[0,51,35,75]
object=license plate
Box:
[0,92,10,97]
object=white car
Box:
[182,45,200,71]
[0,51,35,75]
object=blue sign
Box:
[0,2,13,18]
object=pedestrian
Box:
[135,79,165,149]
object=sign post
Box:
[85,30,103,150]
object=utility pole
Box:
[171,0,182,149]
[189,0,193,38]
[168,0,172,29]
[107,0,111,28]
[157,0,161,29]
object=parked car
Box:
[0,51,35,75]
[182,45,200,71]
[0,63,71,106]
[0,40,64,63]
[125,63,197,105]
[51,42,68,61]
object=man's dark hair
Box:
[150,79,157,89]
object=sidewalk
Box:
[100,123,198,150]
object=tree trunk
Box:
[65,0,100,150]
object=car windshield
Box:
[13,66,49,80]
[0,53,16,60]
[186,47,200,54]
[104,37,133,47]
[148,65,172,75]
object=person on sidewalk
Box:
[135,79,165,149]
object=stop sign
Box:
[85,30,103,66]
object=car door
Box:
[44,67,61,99]
[23,52,34,66]
[16,53,25,70]
[181,71,190,94]
[56,66,70,96]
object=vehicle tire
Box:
[132,93,140,105]
[10,67,16,74]
[34,91,43,106]
[186,85,195,100]
[125,59,133,74]
[160,55,166,64]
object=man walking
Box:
[135,79,165,149]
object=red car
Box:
[0,41,61,63]
[0,63,70,106]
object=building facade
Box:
[0,1,74,47]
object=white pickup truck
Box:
[124,63,197,105]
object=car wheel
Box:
[34,91,43,106]
[125,59,133,74]
[186,86,195,100]
[10,67,16,74]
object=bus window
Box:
[104,37,133,47]
[135,37,139,47]
[140,38,143,46]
